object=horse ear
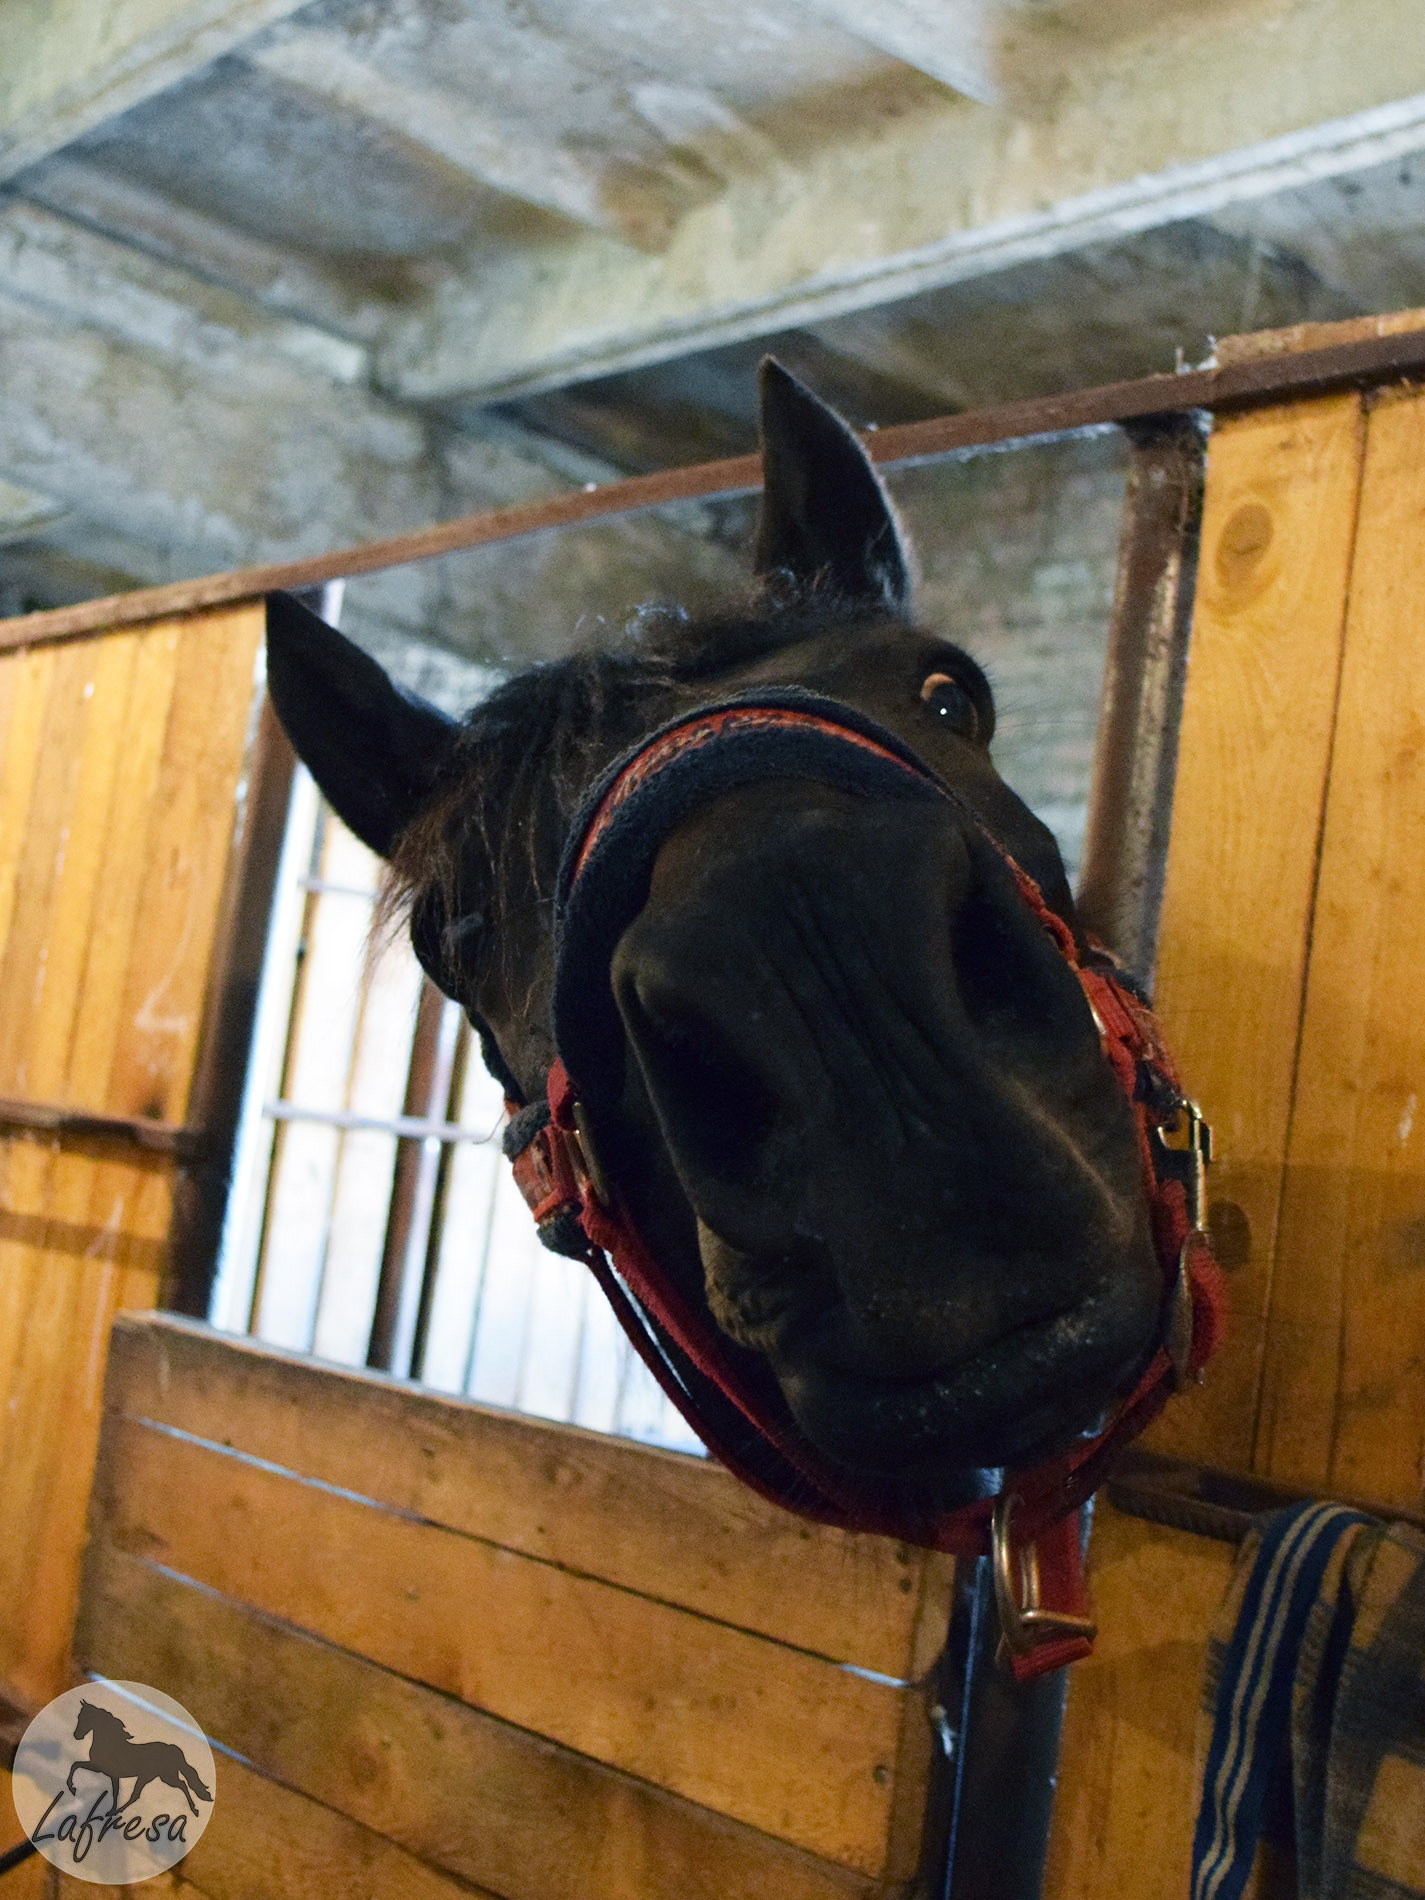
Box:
[265,591,458,858]
[754,357,916,612]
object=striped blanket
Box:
[1194,1501,1425,1900]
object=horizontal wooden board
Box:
[102,1314,934,1676]
[182,1748,494,1900]
[91,1413,906,1875]
[78,1544,874,1900]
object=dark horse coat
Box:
[266,362,1213,1577]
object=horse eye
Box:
[919,671,979,739]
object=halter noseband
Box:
[504,691,1225,1677]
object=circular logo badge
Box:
[11,1682,216,1884]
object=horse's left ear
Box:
[754,357,916,612]
[265,591,459,858]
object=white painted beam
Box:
[246,7,772,251]
[376,0,1425,402]
[16,156,389,342]
[0,0,315,182]
[790,0,1009,104]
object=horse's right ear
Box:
[265,591,458,858]
[754,357,916,612]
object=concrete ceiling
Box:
[4,0,1425,678]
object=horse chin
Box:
[770,1276,1162,1500]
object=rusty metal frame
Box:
[3,321,1425,656]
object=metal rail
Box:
[5,323,1425,655]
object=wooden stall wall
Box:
[1046,318,1425,1895]
[0,602,266,1713]
[74,1312,951,1900]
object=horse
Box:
[67,1701,212,1818]
[267,361,1215,1604]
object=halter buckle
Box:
[991,1494,1097,1667]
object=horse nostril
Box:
[621,982,779,1187]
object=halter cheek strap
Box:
[505,690,1227,1678]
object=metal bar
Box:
[942,1547,1074,1900]
[1076,415,1206,977]
[0,1096,201,1160]
[1106,1447,1425,1544]
[261,1099,499,1143]
[366,980,449,1374]
[6,324,1425,655]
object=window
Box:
[210,765,702,1453]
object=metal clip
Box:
[991,1494,1097,1666]
[1150,1097,1212,1232]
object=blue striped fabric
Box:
[1191,1502,1374,1900]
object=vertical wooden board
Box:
[0,605,264,1707]
[1149,393,1365,1471]
[1042,1504,1239,1900]
[1259,384,1425,1507]
[1,1765,52,1900]
[0,1148,170,1704]
[0,646,55,974]
[65,623,185,1112]
[0,640,98,1096]
[106,604,264,1124]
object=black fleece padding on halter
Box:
[551,687,944,1108]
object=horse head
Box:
[267,361,1184,1524]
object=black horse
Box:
[267,362,1171,1526]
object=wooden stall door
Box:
[73,1312,952,1900]
[0,602,265,1711]
[1046,315,1425,1896]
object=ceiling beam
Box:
[376,0,1425,402]
[0,0,320,183]
[0,200,744,662]
[791,0,1008,105]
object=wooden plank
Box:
[181,1751,495,1900]
[1041,1502,1239,1900]
[1,1766,50,1900]
[106,608,265,1125]
[78,1544,874,1900]
[1148,391,1366,1472]
[1257,381,1425,1507]
[0,607,264,1706]
[92,1412,907,1876]
[102,1313,931,1676]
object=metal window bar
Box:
[212,769,703,1453]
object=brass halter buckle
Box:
[991,1493,1098,1667]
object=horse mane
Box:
[384,586,908,1019]
[80,1701,133,1743]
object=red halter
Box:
[507,697,1225,1677]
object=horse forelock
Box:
[382,589,902,1018]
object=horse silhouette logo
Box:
[11,1681,217,1885]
